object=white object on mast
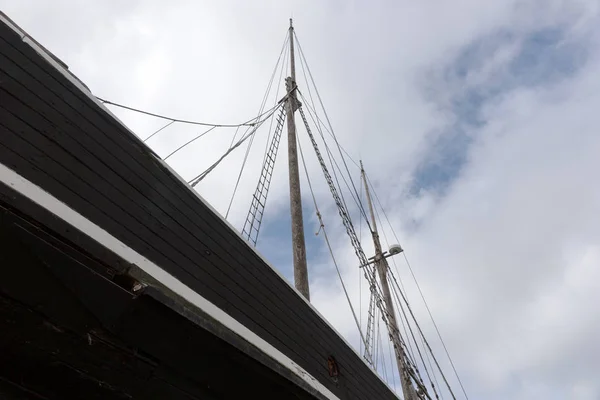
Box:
[389,244,404,255]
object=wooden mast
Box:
[286,19,310,300]
[361,161,418,400]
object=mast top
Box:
[290,18,293,29]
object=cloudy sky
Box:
[3,0,600,398]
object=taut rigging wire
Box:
[299,105,428,396]
[299,94,361,169]
[297,124,370,357]
[187,104,283,186]
[388,265,455,399]
[294,32,368,227]
[366,173,469,399]
[164,99,284,162]
[144,120,176,142]
[164,126,217,161]
[228,33,290,212]
[295,48,355,219]
[297,90,372,231]
[388,271,440,399]
[369,182,444,399]
[239,34,289,228]
[97,96,260,128]
[294,40,370,229]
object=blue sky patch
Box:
[411,25,588,197]
[256,198,327,282]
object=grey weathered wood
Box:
[361,161,418,400]
[286,18,310,301]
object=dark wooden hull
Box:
[0,190,319,399]
[0,12,397,400]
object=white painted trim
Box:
[0,12,397,396]
[0,162,339,400]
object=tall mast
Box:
[286,19,310,300]
[361,161,417,400]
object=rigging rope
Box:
[186,35,294,188]
[164,100,284,162]
[294,32,368,226]
[226,130,256,219]
[387,264,456,399]
[403,253,468,399]
[259,36,289,176]
[298,105,431,398]
[295,49,354,217]
[225,34,290,219]
[367,184,433,392]
[368,194,414,353]
[294,95,360,170]
[370,192,441,399]
[390,274,420,374]
[377,316,390,382]
[421,326,444,400]
[144,120,176,142]
[388,271,440,399]
[298,90,372,230]
[361,169,453,398]
[366,174,468,399]
[294,31,451,399]
[228,125,241,148]
[164,126,217,161]
[373,305,380,370]
[297,127,370,359]
[386,318,397,390]
[187,104,282,186]
[294,32,369,230]
[297,80,382,368]
[359,174,363,357]
[97,96,260,128]
[364,269,377,364]
[294,42,370,228]
[240,35,291,238]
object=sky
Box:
[2,0,600,398]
